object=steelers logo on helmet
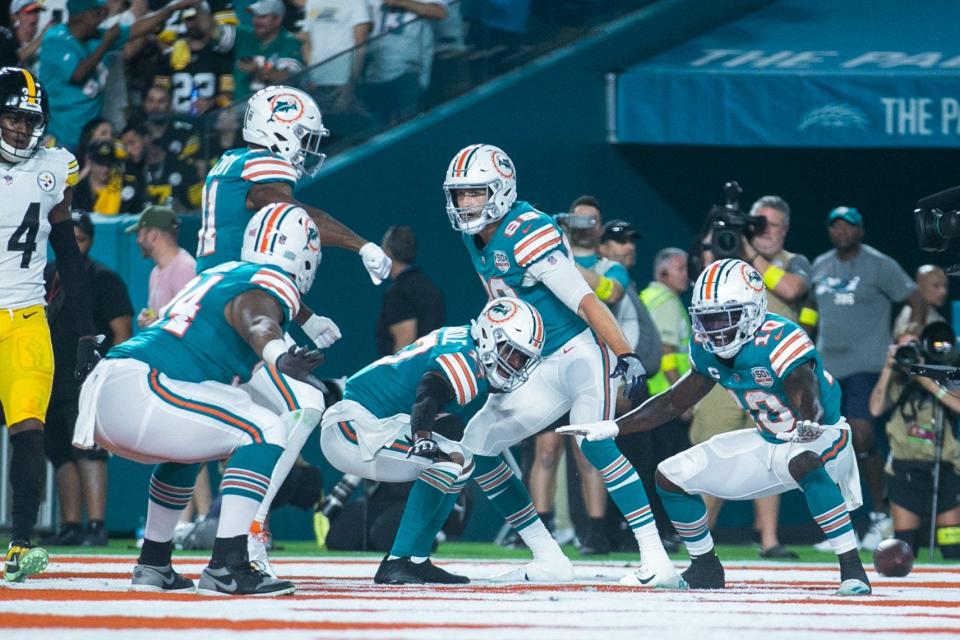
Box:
[689,258,767,358]
[472,297,544,392]
[0,67,50,163]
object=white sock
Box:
[634,523,670,566]
[411,556,428,564]
[518,521,564,560]
[144,501,183,543]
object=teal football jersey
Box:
[108,262,300,384]
[689,313,841,444]
[344,326,488,421]
[196,147,298,272]
[462,201,587,356]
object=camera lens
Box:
[713,228,739,257]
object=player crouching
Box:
[320,297,544,584]
[74,203,328,596]
[560,258,871,596]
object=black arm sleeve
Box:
[410,372,457,436]
[48,219,96,336]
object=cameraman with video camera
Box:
[688,188,813,559]
[868,323,960,558]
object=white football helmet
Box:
[241,202,322,294]
[243,86,329,177]
[689,258,767,358]
[471,297,544,392]
[443,144,517,234]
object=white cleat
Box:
[247,524,277,579]
[620,560,682,589]
[837,578,872,596]
[492,555,575,582]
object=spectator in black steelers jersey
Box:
[140,85,202,167]
[374,225,445,356]
[42,212,134,547]
[119,121,150,195]
[143,134,203,210]
[151,4,235,117]
[74,139,146,215]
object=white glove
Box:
[301,315,342,349]
[555,420,620,442]
[359,242,391,285]
[776,419,829,444]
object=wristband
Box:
[762,264,785,290]
[937,526,960,546]
[799,307,819,326]
[660,353,679,372]
[594,275,615,302]
[262,338,287,367]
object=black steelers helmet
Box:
[0,66,49,163]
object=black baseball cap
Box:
[601,219,642,243]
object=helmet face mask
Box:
[0,67,48,163]
[444,144,517,234]
[472,297,544,392]
[241,203,322,294]
[690,259,767,358]
[243,86,329,177]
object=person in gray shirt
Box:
[810,206,927,550]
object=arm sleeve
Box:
[410,372,457,435]
[525,250,593,314]
[48,221,96,336]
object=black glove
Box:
[611,352,646,402]
[406,435,441,460]
[75,334,104,382]
[276,345,327,392]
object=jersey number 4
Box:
[6,203,40,268]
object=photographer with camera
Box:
[894,265,948,338]
[688,191,812,559]
[868,322,960,558]
[810,206,929,551]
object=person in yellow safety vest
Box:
[641,248,692,397]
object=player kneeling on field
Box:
[560,258,872,596]
[75,203,327,596]
[320,297,544,585]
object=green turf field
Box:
[37,539,959,564]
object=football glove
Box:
[75,334,105,382]
[407,435,442,460]
[359,242,391,285]
[776,419,837,444]
[556,419,620,442]
[277,345,328,392]
[301,314,342,349]
[612,352,646,402]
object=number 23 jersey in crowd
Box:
[0,147,78,310]
[689,313,841,443]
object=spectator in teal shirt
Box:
[38,0,204,151]
[234,0,304,99]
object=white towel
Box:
[322,400,410,462]
[73,361,110,449]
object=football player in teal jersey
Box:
[321,297,544,584]
[76,203,327,596]
[197,85,391,570]
[442,144,677,586]
[560,258,871,595]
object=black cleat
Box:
[197,562,295,596]
[374,556,470,585]
[681,551,725,589]
[579,530,611,556]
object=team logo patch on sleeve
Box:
[751,367,774,387]
[493,250,510,273]
[37,171,55,192]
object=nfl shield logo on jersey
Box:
[751,366,774,388]
[493,250,510,273]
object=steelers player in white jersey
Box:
[0,67,99,583]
